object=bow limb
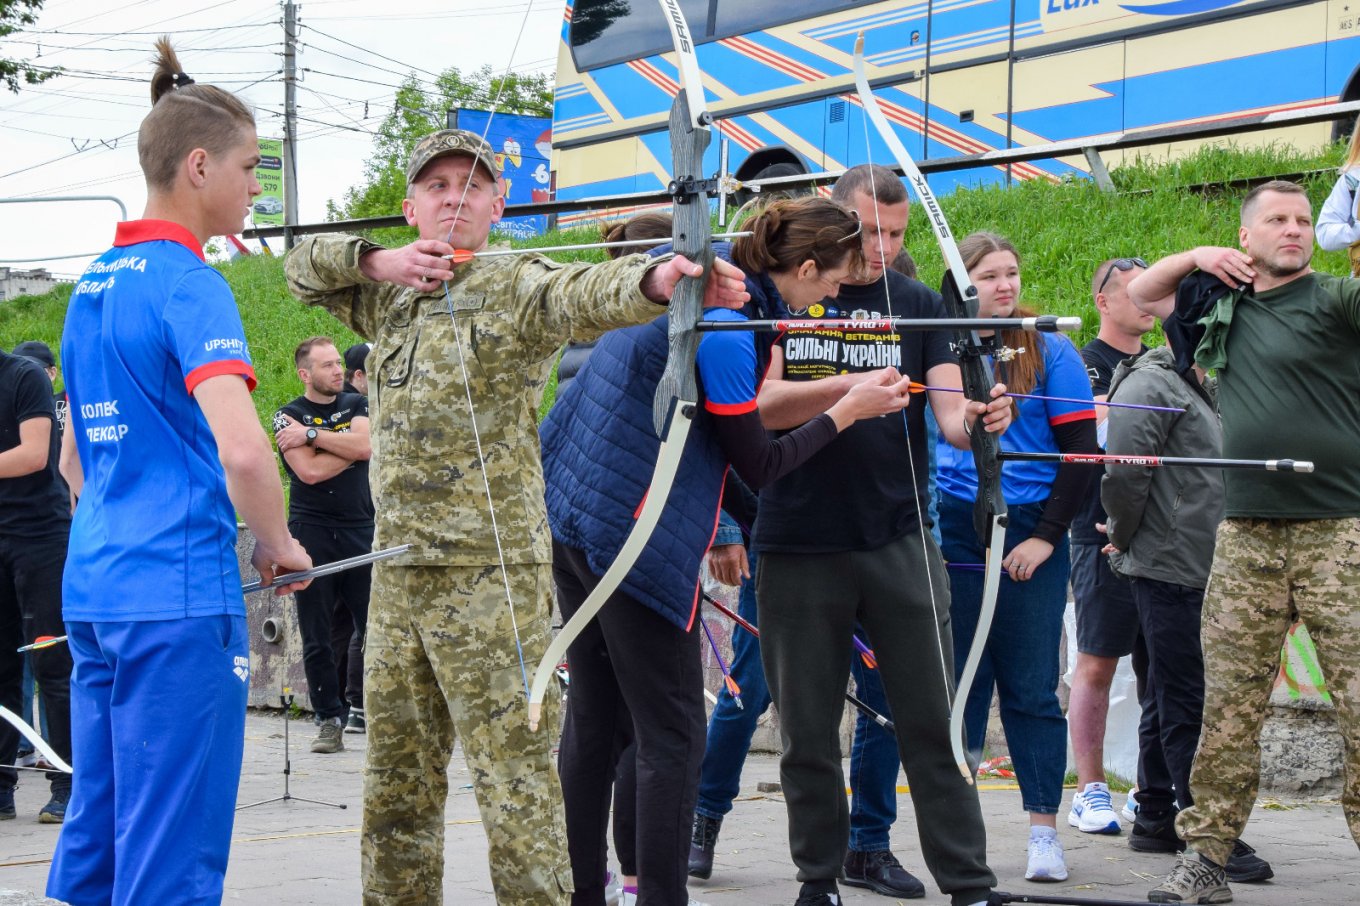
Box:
[853,34,1007,783]
[526,0,714,730]
[0,706,72,774]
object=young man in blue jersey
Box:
[48,40,311,906]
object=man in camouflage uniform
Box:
[285,129,748,906]
[1127,180,1360,904]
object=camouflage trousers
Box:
[361,562,571,905]
[1178,517,1360,866]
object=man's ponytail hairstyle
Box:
[139,37,256,192]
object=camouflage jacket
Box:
[285,235,667,566]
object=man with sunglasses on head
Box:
[1065,257,1154,837]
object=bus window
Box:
[570,0,713,72]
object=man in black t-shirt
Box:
[753,165,1010,906]
[0,350,74,822]
[274,336,375,753]
[1065,258,1153,836]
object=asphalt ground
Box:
[0,709,1356,904]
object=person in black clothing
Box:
[0,349,74,822]
[342,342,370,397]
[753,165,1009,906]
[273,336,375,751]
[1065,258,1153,835]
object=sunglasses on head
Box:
[1096,257,1149,294]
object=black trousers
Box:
[0,531,73,793]
[756,533,995,906]
[553,541,705,906]
[1131,576,1206,813]
[289,522,373,721]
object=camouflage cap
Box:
[406,129,501,187]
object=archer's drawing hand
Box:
[361,240,457,289]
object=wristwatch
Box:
[305,428,318,447]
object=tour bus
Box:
[549,0,1360,222]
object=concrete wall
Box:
[237,526,1342,795]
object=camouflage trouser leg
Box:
[1177,517,1360,865]
[361,563,572,906]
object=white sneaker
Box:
[1067,781,1121,834]
[1121,789,1139,823]
[1026,828,1069,882]
[605,872,622,905]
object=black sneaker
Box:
[1130,808,1187,854]
[0,786,14,820]
[843,849,926,898]
[39,787,69,824]
[1224,839,1273,883]
[344,707,366,735]
[794,882,841,905]
[688,812,721,879]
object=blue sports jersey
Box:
[697,307,759,416]
[61,220,257,621]
[937,332,1095,506]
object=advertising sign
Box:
[253,138,286,227]
[450,109,551,240]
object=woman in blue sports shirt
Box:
[936,231,1099,886]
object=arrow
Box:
[443,232,753,265]
[702,592,895,734]
[17,635,67,653]
[241,544,411,594]
[694,316,1081,333]
[906,383,1184,413]
[997,452,1314,472]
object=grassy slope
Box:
[2,142,1351,422]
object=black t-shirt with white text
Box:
[753,271,954,554]
[274,392,374,527]
[0,352,70,536]
[1071,338,1147,544]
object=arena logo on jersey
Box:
[205,337,246,355]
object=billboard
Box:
[253,138,286,227]
[450,109,551,240]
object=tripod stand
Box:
[237,692,347,811]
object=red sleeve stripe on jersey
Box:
[1049,408,1097,426]
[185,360,259,395]
[705,399,758,416]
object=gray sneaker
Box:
[1149,852,1233,904]
[311,716,344,754]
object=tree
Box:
[1,0,59,93]
[327,64,553,241]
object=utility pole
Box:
[283,0,300,249]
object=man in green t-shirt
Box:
[1126,180,1360,904]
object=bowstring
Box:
[856,105,955,716]
[436,8,537,698]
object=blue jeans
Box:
[696,550,903,851]
[695,551,772,819]
[848,649,898,851]
[940,495,1069,815]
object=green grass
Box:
[3,140,1351,417]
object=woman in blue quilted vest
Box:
[541,196,911,906]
